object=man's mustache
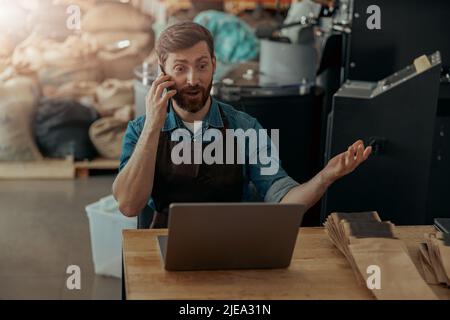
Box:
[172,85,203,92]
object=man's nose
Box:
[186,69,200,86]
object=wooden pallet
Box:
[75,158,120,178]
[0,157,119,179]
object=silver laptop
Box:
[157,203,305,271]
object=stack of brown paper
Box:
[324,211,395,284]
[324,211,437,300]
[419,232,450,287]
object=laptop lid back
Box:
[163,203,305,271]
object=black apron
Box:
[150,105,243,228]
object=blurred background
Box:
[0,0,449,299]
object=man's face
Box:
[162,41,216,113]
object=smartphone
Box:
[157,63,168,94]
[158,64,171,112]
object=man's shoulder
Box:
[216,99,258,129]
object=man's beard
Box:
[171,81,212,113]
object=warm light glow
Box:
[0,0,26,32]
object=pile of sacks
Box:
[0,1,154,161]
[9,1,154,81]
[82,2,154,80]
[0,77,42,161]
[33,78,135,160]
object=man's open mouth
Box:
[184,89,201,97]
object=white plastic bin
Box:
[86,195,137,278]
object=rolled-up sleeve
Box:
[246,118,300,202]
[264,176,299,202]
[118,120,140,172]
[118,118,156,209]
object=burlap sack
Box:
[0,65,14,82]
[95,79,134,116]
[11,33,46,74]
[91,30,154,79]
[40,34,99,66]
[27,4,73,40]
[0,33,13,76]
[44,80,98,98]
[38,59,103,96]
[34,99,99,160]
[43,80,99,105]
[89,117,127,159]
[82,2,152,33]
[12,33,101,77]
[87,31,153,50]
[98,48,149,80]
[113,105,135,123]
[0,77,43,161]
[0,58,10,75]
[0,33,16,58]
[35,35,103,94]
[52,0,97,12]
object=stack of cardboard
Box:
[324,211,395,283]
[419,218,450,286]
[324,211,437,299]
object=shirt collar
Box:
[162,97,224,132]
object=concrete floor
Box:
[0,176,122,300]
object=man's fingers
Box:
[347,146,355,165]
[355,144,364,164]
[149,74,172,96]
[153,74,172,87]
[363,146,372,160]
[345,147,351,166]
[349,145,360,171]
[351,139,364,150]
[332,140,370,180]
[155,80,175,98]
[161,89,177,104]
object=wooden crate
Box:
[0,157,119,179]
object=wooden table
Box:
[122,226,450,300]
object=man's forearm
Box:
[112,122,160,216]
[280,170,333,211]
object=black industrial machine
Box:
[426,87,450,223]
[339,0,450,223]
[322,52,441,225]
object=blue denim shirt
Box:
[119,97,299,209]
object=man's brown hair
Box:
[155,22,215,67]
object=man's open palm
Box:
[323,140,372,184]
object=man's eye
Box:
[199,64,207,70]
[175,66,184,72]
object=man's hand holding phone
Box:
[144,74,177,131]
